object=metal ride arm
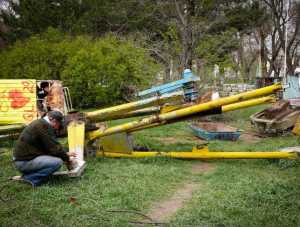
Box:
[83,83,299,160]
[85,69,199,123]
[0,91,182,139]
[97,96,276,124]
[86,92,183,122]
[1,79,295,161]
[87,84,281,141]
[97,145,297,160]
[126,96,276,133]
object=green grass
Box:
[171,159,300,227]
[1,104,300,226]
[0,152,191,226]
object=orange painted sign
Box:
[0,80,37,125]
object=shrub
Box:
[0,28,160,108]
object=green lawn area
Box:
[1,105,300,226]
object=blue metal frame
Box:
[138,69,199,97]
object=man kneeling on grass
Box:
[12,111,76,187]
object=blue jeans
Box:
[14,155,63,187]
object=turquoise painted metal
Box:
[138,69,199,97]
[189,123,242,141]
[283,74,300,100]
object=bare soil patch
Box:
[143,162,215,224]
[146,182,199,223]
[191,162,215,174]
[192,122,239,132]
[240,132,262,143]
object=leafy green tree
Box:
[0,0,86,42]
[0,29,159,108]
[62,35,159,108]
[196,29,239,70]
[0,28,67,79]
[75,0,160,36]
[0,0,274,84]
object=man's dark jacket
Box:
[13,119,69,161]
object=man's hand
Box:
[67,152,77,157]
[65,160,73,170]
[66,152,77,170]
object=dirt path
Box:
[142,162,215,225]
[145,182,199,224]
[191,162,215,174]
[240,132,262,143]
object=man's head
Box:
[40,81,50,92]
[47,111,64,130]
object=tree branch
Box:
[174,0,186,27]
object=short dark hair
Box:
[40,81,49,89]
[48,111,64,124]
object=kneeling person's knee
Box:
[51,157,63,169]
[38,156,63,171]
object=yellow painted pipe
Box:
[222,96,275,112]
[0,119,23,125]
[96,149,297,160]
[97,107,160,121]
[167,151,297,159]
[102,105,186,122]
[102,104,185,121]
[86,92,182,122]
[0,124,25,134]
[127,122,163,133]
[156,84,281,121]
[126,96,276,133]
[88,84,280,140]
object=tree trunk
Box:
[259,29,268,83]
[176,0,194,70]
[182,24,193,69]
[182,1,193,69]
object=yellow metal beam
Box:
[96,146,297,160]
[222,96,275,112]
[0,124,25,134]
[88,84,281,141]
[68,121,85,161]
[96,107,160,121]
[65,121,86,177]
[126,96,276,133]
[54,121,86,177]
[156,84,281,121]
[85,92,182,122]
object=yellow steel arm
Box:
[0,124,25,134]
[126,96,276,133]
[222,96,275,112]
[88,84,281,141]
[96,145,297,160]
[86,92,182,122]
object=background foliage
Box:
[0,0,299,105]
[0,28,159,107]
